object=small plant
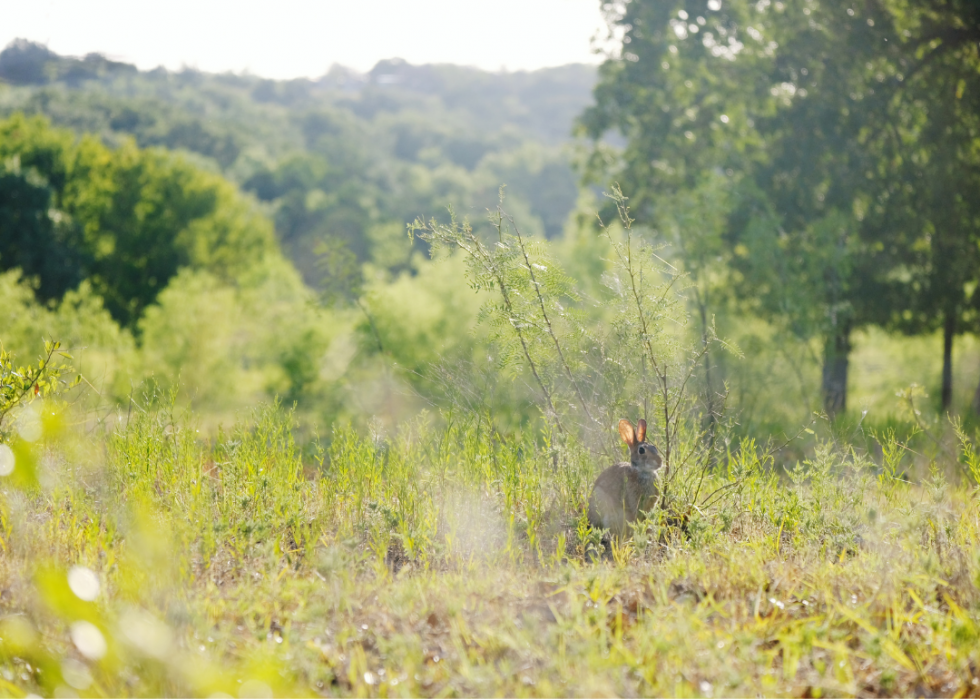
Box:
[412,187,742,541]
[411,191,592,437]
[0,339,78,441]
[951,418,980,490]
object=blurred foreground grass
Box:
[1,402,980,697]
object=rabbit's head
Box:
[619,418,662,473]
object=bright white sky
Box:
[0,0,608,78]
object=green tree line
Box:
[0,41,590,290]
[581,0,980,417]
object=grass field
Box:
[2,400,980,698]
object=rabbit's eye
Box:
[639,447,645,454]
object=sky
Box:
[0,0,609,78]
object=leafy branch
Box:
[501,210,596,427]
[0,340,80,440]
[410,205,566,434]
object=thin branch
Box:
[0,340,59,433]
[463,214,564,435]
[504,211,595,426]
[356,298,385,354]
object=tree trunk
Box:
[972,366,980,414]
[822,323,851,419]
[941,310,955,411]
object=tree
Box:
[243,153,378,290]
[581,0,980,416]
[581,0,871,416]
[0,114,278,327]
[0,167,88,301]
[0,114,85,300]
[762,0,980,412]
[862,0,980,411]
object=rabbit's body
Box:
[588,419,663,539]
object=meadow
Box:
[2,395,980,697]
[3,164,980,699]
[4,201,980,696]
[3,176,980,698]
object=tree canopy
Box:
[0,114,278,327]
[581,0,980,415]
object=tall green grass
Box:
[2,396,979,696]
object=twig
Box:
[505,211,595,426]
[415,211,564,434]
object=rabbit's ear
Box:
[636,419,647,444]
[618,419,636,446]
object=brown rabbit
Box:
[587,419,663,539]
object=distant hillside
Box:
[0,41,595,146]
[0,40,597,287]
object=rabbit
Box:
[587,418,663,539]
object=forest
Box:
[0,37,599,430]
[2,0,980,696]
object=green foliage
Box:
[359,254,484,374]
[582,0,980,415]
[0,269,131,404]
[412,197,596,435]
[0,43,593,299]
[0,339,78,441]
[0,114,279,327]
[3,9,980,517]
[133,262,350,420]
[411,188,738,538]
[0,39,136,86]
[0,157,88,301]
